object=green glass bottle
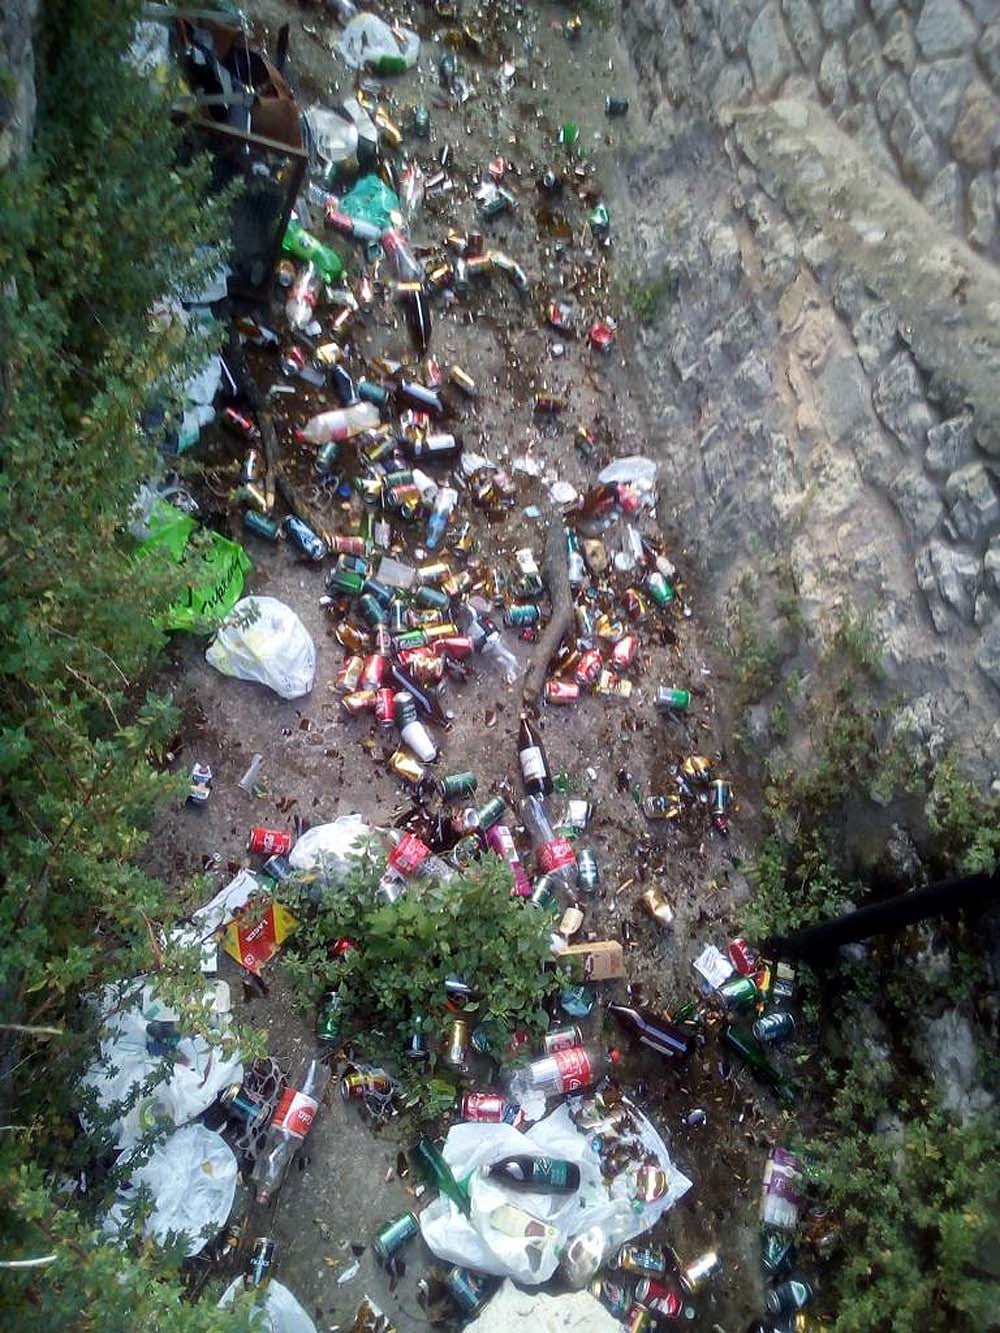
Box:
[367,53,409,75]
[722,1026,795,1106]
[281,218,344,284]
[411,1136,471,1215]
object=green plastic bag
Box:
[340,174,400,233]
[139,501,251,631]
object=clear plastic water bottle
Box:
[521,795,578,890]
[252,1056,330,1204]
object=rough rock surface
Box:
[616,0,1000,773]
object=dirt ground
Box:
[144,3,795,1327]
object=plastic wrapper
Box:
[335,14,419,70]
[288,813,373,884]
[219,1278,317,1333]
[419,1103,691,1285]
[81,979,242,1149]
[206,597,316,699]
[103,1124,237,1256]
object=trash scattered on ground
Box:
[76,5,825,1327]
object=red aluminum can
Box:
[588,320,615,353]
[612,634,639,669]
[433,635,474,661]
[335,655,364,693]
[727,937,759,976]
[575,648,603,687]
[544,678,581,705]
[634,1279,683,1319]
[460,1092,507,1122]
[342,688,377,716]
[248,826,292,857]
[399,649,444,684]
[330,535,367,557]
[374,687,396,728]
[359,653,388,690]
[372,625,392,656]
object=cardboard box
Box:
[555,939,625,981]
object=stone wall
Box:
[614,0,1000,772]
[623,0,1000,257]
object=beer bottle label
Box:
[519,745,546,783]
[272,1087,319,1139]
[532,1157,571,1187]
[389,832,430,875]
[538,837,576,874]
[551,1045,593,1091]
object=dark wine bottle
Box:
[518,714,553,796]
[484,1154,581,1193]
[607,1003,694,1059]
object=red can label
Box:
[248,826,292,857]
[612,634,638,669]
[544,679,580,705]
[388,832,429,877]
[272,1087,319,1139]
[575,649,603,686]
[374,688,396,727]
[727,937,759,976]
[433,636,474,660]
[538,837,576,874]
[360,653,388,689]
[460,1092,505,1122]
[552,1045,594,1092]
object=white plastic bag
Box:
[104,1124,237,1256]
[419,1104,691,1285]
[81,979,242,1149]
[206,597,316,699]
[597,455,659,492]
[288,814,372,882]
[335,14,419,70]
[219,1278,317,1333]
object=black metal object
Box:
[184,117,307,300]
[774,869,1000,962]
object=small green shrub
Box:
[803,1052,999,1332]
[926,755,1000,877]
[281,852,562,1116]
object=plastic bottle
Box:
[484,1155,581,1193]
[395,691,438,762]
[566,528,587,586]
[281,217,343,284]
[296,401,380,445]
[382,229,425,282]
[520,1043,617,1095]
[425,486,457,551]
[464,611,520,684]
[381,828,454,884]
[286,262,324,330]
[252,1056,331,1204]
[484,823,532,896]
[398,161,425,224]
[521,795,578,889]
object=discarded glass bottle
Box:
[722,1027,795,1105]
[412,1135,471,1215]
[484,1154,581,1193]
[286,262,324,330]
[518,714,553,796]
[251,1056,331,1204]
[607,1003,694,1059]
